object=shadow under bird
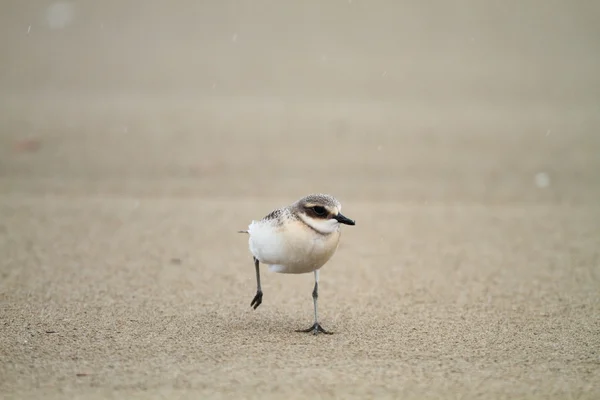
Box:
[238,193,355,335]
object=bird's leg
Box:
[296,270,332,335]
[250,257,263,309]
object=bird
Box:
[238,193,355,335]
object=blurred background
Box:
[1,0,599,203]
[2,2,600,397]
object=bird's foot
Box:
[296,322,333,335]
[250,290,263,309]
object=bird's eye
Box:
[312,206,326,216]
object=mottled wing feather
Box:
[262,208,284,222]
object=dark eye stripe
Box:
[312,206,327,216]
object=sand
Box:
[1,1,600,399]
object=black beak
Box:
[334,213,356,226]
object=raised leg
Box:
[250,257,263,309]
[296,270,332,335]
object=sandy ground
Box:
[1,1,600,399]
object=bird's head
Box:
[294,193,355,234]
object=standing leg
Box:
[250,257,263,309]
[312,270,319,325]
[296,270,333,335]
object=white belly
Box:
[247,219,341,274]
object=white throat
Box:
[298,214,340,234]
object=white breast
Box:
[247,219,341,274]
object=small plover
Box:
[239,194,355,335]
